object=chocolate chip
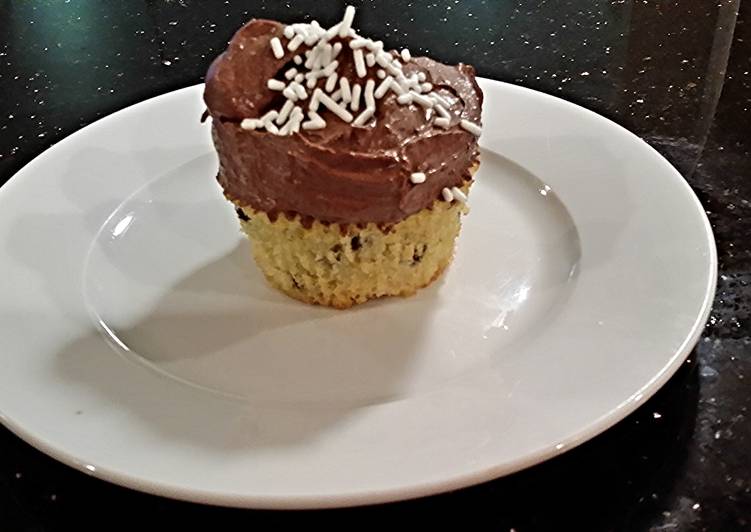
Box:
[235,207,250,221]
[412,244,428,265]
[351,235,362,251]
[330,243,343,262]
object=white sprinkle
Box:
[261,111,280,134]
[278,119,294,136]
[441,187,454,202]
[417,72,427,82]
[374,76,393,98]
[302,119,325,130]
[386,61,402,76]
[304,30,319,47]
[430,92,450,108]
[306,77,317,89]
[285,116,302,135]
[289,106,304,132]
[291,82,308,100]
[352,106,375,126]
[412,92,434,108]
[296,23,316,45]
[368,40,384,52]
[321,44,333,66]
[378,53,401,76]
[267,79,285,91]
[288,34,304,52]
[375,52,391,69]
[309,88,322,111]
[304,46,321,69]
[435,104,450,118]
[397,93,413,105]
[421,82,433,92]
[283,26,295,39]
[451,186,468,203]
[349,38,370,49]
[240,118,261,130]
[302,110,326,130]
[385,62,402,78]
[302,117,325,130]
[285,68,298,80]
[260,110,279,124]
[377,69,386,79]
[434,117,451,128]
[339,5,357,37]
[294,73,304,83]
[322,59,339,77]
[350,83,362,111]
[340,77,352,102]
[405,73,420,89]
[410,172,426,184]
[401,48,411,62]
[353,48,367,77]
[389,79,406,95]
[283,86,298,101]
[270,37,284,59]
[366,52,376,67]
[276,99,295,124]
[293,54,303,65]
[460,119,482,136]
[393,59,402,70]
[304,69,320,80]
[325,22,341,40]
[364,79,376,109]
[312,44,327,70]
[319,91,354,122]
[325,72,339,92]
[331,88,343,102]
[332,42,343,59]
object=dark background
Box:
[1,1,749,530]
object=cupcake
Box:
[204,6,483,308]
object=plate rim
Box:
[0,80,717,509]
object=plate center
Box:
[83,149,580,406]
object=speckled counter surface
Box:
[0,1,748,530]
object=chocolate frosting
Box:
[205,19,483,224]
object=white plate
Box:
[0,80,716,509]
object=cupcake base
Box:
[235,184,470,309]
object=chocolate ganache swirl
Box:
[205,17,483,225]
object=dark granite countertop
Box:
[0,1,748,530]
